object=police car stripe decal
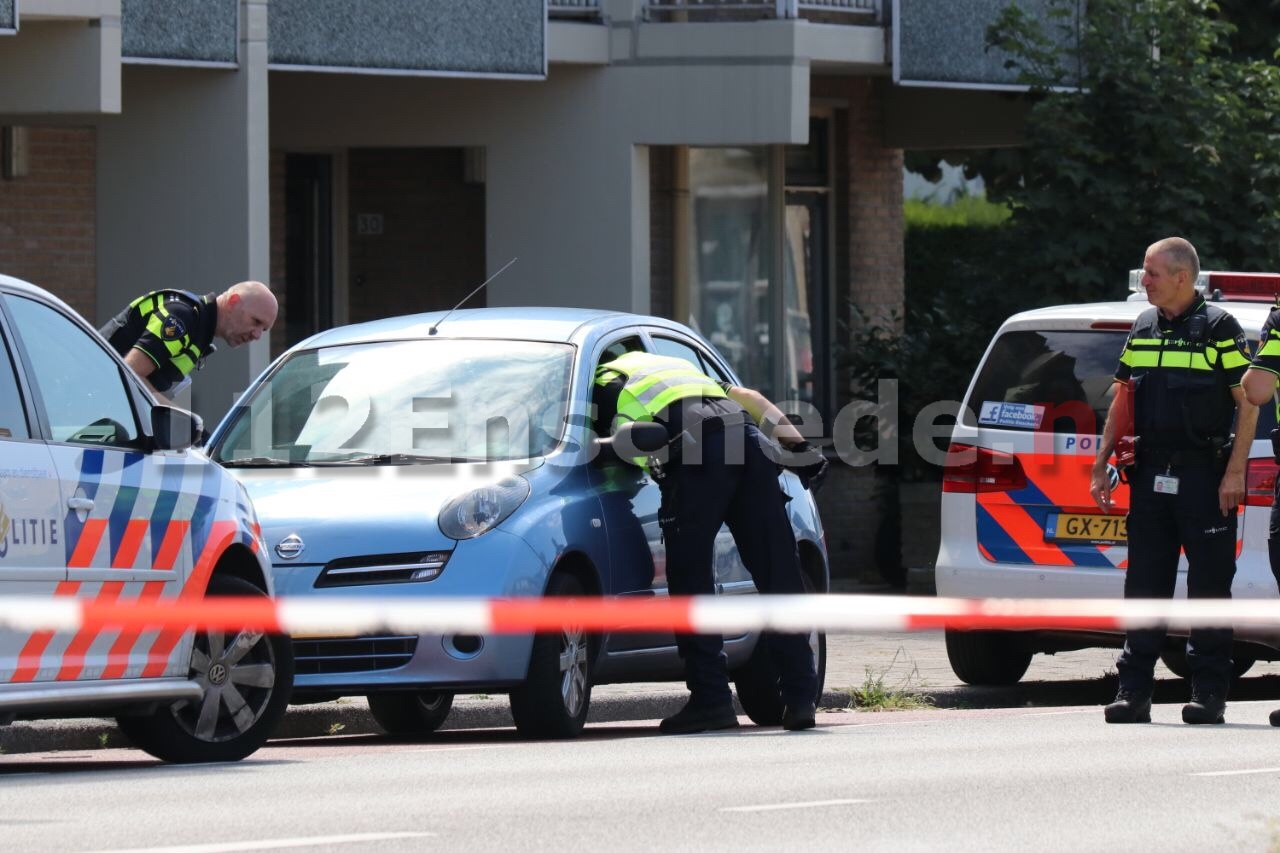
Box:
[10,581,82,682]
[976,503,1032,564]
[62,449,104,564]
[101,521,189,680]
[104,453,145,566]
[140,520,236,678]
[149,460,187,563]
[978,492,1071,565]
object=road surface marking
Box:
[1190,767,1280,777]
[720,799,873,813]
[84,832,435,853]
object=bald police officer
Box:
[101,281,277,400]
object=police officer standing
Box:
[1239,305,1280,728]
[101,281,278,400]
[594,351,827,734]
[1090,237,1256,725]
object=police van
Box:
[0,274,293,762]
[937,272,1280,684]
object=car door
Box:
[589,333,671,652]
[0,306,66,684]
[3,292,198,682]
[648,333,755,596]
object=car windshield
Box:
[214,338,575,465]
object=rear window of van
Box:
[960,329,1274,439]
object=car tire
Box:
[509,573,593,739]
[732,572,827,726]
[1159,646,1255,680]
[117,574,294,763]
[944,629,1032,686]
[367,691,454,736]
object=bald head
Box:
[216,280,278,347]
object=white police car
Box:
[937,272,1280,684]
[0,274,293,762]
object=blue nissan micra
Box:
[210,307,828,738]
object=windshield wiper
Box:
[317,452,477,466]
[218,456,308,468]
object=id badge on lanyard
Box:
[1154,466,1179,495]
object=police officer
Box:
[1090,237,1256,725]
[100,281,277,400]
[1240,306,1280,728]
[594,350,827,734]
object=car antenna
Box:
[428,257,518,335]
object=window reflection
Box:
[688,147,773,399]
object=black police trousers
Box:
[1117,458,1237,696]
[659,422,818,709]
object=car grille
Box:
[314,550,452,588]
[293,635,419,674]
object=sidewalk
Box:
[8,630,1256,756]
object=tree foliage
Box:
[984,0,1280,303]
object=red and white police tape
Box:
[1,594,1280,636]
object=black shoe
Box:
[1270,708,1280,727]
[1104,689,1152,724]
[659,702,740,735]
[781,700,817,731]
[1182,692,1226,725]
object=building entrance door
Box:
[284,153,335,348]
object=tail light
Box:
[1246,458,1278,507]
[942,443,1028,494]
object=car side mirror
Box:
[151,405,203,451]
[595,420,669,464]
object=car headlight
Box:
[438,476,531,540]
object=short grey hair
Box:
[1149,236,1200,280]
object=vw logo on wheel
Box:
[275,533,305,560]
[1106,464,1120,490]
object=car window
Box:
[963,329,1121,435]
[962,327,1276,441]
[4,295,140,447]
[216,339,574,463]
[600,336,644,364]
[651,335,729,382]
[0,325,30,440]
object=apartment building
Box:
[0,0,1037,580]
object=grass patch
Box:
[905,196,1011,229]
[846,650,935,712]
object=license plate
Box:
[1045,512,1127,545]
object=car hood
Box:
[230,460,542,560]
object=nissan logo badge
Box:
[275,534,305,560]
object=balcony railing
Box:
[548,1,882,23]
[644,0,881,21]
[549,0,602,17]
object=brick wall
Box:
[0,127,97,320]
[346,148,484,326]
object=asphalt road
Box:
[4,700,1280,852]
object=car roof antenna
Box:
[428,257,518,336]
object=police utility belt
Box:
[1134,437,1233,470]
[649,410,750,480]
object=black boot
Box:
[1270,708,1280,727]
[781,700,817,731]
[1104,689,1152,724]
[659,700,739,735]
[1182,690,1226,725]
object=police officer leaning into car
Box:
[1239,306,1280,729]
[593,351,828,734]
[1090,237,1257,726]
[100,281,277,401]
